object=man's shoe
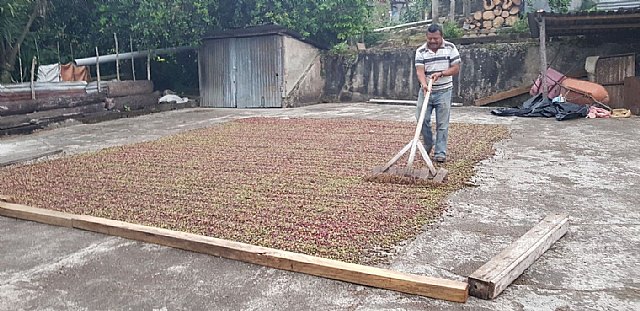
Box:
[434,156,446,163]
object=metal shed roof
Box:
[202,24,329,49]
[597,0,640,11]
[527,8,640,37]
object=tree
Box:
[3,0,373,85]
[246,0,372,46]
[0,0,47,83]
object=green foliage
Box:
[401,0,428,24]
[549,0,571,13]
[580,0,598,11]
[2,0,373,86]
[246,0,372,47]
[511,17,530,33]
[442,21,463,39]
[370,1,393,28]
[500,16,530,34]
[363,31,389,47]
[0,0,47,82]
[329,42,350,54]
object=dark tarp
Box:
[491,94,589,121]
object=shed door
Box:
[234,35,283,108]
[596,54,636,109]
[200,39,236,108]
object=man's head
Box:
[426,24,444,50]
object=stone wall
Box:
[322,36,640,105]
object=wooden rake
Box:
[372,78,448,183]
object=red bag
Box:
[530,67,566,99]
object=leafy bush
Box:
[363,31,389,47]
[401,0,429,24]
[443,21,464,39]
[549,0,571,13]
[511,17,530,33]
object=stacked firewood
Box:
[462,0,522,36]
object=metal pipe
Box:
[74,46,194,66]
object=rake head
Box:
[368,166,448,185]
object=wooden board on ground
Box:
[0,149,63,167]
[0,103,105,130]
[368,99,417,105]
[105,80,154,97]
[468,214,569,300]
[474,84,532,106]
[111,93,161,111]
[0,93,106,117]
[0,200,469,303]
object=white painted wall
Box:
[282,36,324,107]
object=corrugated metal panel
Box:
[199,39,235,108]
[597,0,640,10]
[234,35,283,108]
[595,54,636,109]
[528,8,640,37]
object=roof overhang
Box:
[202,24,329,50]
[528,8,640,37]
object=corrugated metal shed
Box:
[528,8,640,37]
[199,25,326,108]
[597,0,640,11]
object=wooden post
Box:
[18,44,23,83]
[537,13,548,99]
[30,56,37,100]
[57,41,61,81]
[70,42,76,81]
[95,47,101,93]
[432,0,439,22]
[114,33,120,81]
[463,0,471,18]
[130,36,136,81]
[34,37,40,60]
[449,0,455,22]
[147,50,151,80]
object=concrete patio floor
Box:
[1,103,638,310]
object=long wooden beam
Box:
[468,214,569,300]
[0,198,469,303]
[0,149,63,167]
[474,85,532,106]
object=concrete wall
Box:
[322,37,640,105]
[282,36,324,107]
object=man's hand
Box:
[431,71,444,82]
[421,82,429,94]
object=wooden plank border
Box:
[468,214,569,300]
[0,149,63,168]
[0,199,468,303]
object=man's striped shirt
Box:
[415,40,461,91]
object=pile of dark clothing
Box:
[491,94,589,121]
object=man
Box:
[415,23,461,163]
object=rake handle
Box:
[407,78,434,168]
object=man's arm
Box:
[443,63,461,77]
[432,44,462,81]
[416,65,429,93]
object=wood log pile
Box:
[0,80,195,136]
[462,0,522,37]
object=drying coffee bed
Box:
[0,117,508,264]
